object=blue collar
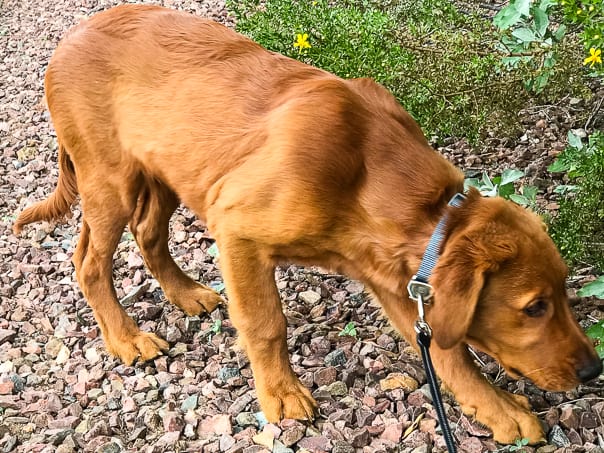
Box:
[407,192,466,303]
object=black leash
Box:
[406,193,465,453]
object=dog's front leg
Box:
[427,343,545,444]
[376,290,544,444]
[216,236,317,422]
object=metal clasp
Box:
[407,276,433,337]
[407,276,433,303]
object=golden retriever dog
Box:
[14,5,601,444]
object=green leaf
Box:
[501,169,524,185]
[210,281,225,293]
[567,131,583,150]
[207,242,220,258]
[494,5,523,29]
[547,158,569,173]
[552,184,576,194]
[339,321,357,337]
[464,178,480,191]
[586,319,604,359]
[533,7,549,37]
[578,276,604,299]
[509,194,529,205]
[512,27,536,43]
[481,171,495,189]
[211,318,223,334]
[532,71,549,93]
[499,183,516,198]
[553,24,566,42]
[514,0,532,16]
[544,53,556,68]
[522,185,538,201]
[538,0,555,11]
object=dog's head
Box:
[428,189,602,390]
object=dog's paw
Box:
[463,390,544,445]
[167,283,223,316]
[106,331,170,365]
[257,376,317,423]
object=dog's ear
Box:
[427,227,517,349]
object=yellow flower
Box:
[589,5,594,11]
[576,8,582,14]
[293,33,311,53]
[584,48,602,67]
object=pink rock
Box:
[380,423,403,443]
[122,396,137,413]
[0,381,14,395]
[198,414,232,436]
[163,411,184,432]
[459,437,484,453]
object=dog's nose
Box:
[576,357,603,383]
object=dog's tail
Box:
[13,142,78,235]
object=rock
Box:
[459,437,483,453]
[44,337,64,358]
[0,381,14,395]
[379,373,419,392]
[163,411,184,432]
[280,423,306,447]
[345,281,364,295]
[272,440,294,453]
[324,349,347,367]
[313,367,337,386]
[380,423,403,443]
[559,405,579,430]
[332,441,354,453]
[0,329,16,345]
[47,416,79,430]
[180,394,198,411]
[349,427,370,447]
[95,441,122,453]
[252,430,274,449]
[299,290,321,304]
[220,434,237,451]
[218,366,241,382]
[324,381,347,397]
[297,436,331,452]
[236,412,258,428]
[198,414,232,436]
[549,424,571,447]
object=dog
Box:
[13,4,601,444]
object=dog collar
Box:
[407,192,466,304]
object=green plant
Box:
[509,437,530,452]
[549,131,604,271]
[228,0,540,142]
[339,322,358,337]
[578,276,604,299]
[211,319,223,335]
[556,0,603,76]
[493,0,568,93]
[464,169,538,207]
[586,318,604,358]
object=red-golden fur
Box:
[14,5,601,444]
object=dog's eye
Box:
[523,299,547,317]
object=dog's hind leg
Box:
[72,187,169,365]
[129,179,222,315]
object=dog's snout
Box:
[576,356,603,383]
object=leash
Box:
[406,192,466,453]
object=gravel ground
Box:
[1,1,603,452]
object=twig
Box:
[585,95,604,130]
